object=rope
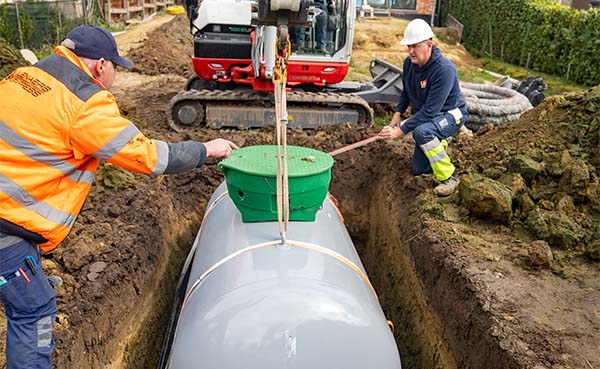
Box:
[327,135,381,157]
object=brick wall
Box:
[416,0,434,14]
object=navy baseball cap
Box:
[62,25,134,69]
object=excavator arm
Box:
[255,0,314,48]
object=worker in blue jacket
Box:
[379,19,468,196]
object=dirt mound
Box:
[455,86,600,256]
[400,86,600,368]
[127,14,194,78]
[0,38,29,79]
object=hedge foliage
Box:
[442,0,600,86]
[0,2,83,50]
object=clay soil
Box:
[1,14,598,369]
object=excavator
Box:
[167,0,392,131]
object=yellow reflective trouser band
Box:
[420,137,455,181]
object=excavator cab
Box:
[183,0,354,90]
[289,0,350,56]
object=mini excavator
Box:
[166,0,402,130]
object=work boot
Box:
[47,275,63,289]
[433,171,460,197]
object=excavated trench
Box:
[41,84,600,368]
[102,136,507,369]
[3,71,550,369]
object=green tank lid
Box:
[218,145,334,222]
[219,145,334,177]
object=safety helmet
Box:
[400,19,434,45]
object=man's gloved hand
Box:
[205,138,239,160]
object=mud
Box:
[127,15,194,79]
[0,14,598,369]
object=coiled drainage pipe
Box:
[461,82,533,131]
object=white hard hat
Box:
[400,19,434,45]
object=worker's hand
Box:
[389,112,402,128]
[204,139,239,160]
[379,125,403,140]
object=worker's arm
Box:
[70,92,237,175]
[400,65,454,134]
[203,139,239,161]
[394,89,409,125]
[388,111,402,128]
[160,139,238,173]
[393,58,411,123]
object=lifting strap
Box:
[181,238,379,311]
[273,35,292,245]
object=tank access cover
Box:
[218,145,334,222]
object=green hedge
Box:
[0,2,85,50]
[442,0,600,86]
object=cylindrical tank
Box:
[166,182,402,369]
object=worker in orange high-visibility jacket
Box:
[0,25,238,369]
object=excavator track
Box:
[167,89,374,131]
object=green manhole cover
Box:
[219,145,333,177]
[218,145,334,222]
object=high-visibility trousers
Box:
[411,108,468,181]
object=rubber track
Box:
[167,89,374,131]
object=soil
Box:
[1,13,598,369]
[350,17,482,82]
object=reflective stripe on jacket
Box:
[0,46,169,252]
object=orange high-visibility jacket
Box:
[0,46,169,252]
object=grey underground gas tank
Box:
[166,182,402,369]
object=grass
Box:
[478,57,585,96]
[374,114,394,127]
[33,46,54,61]
[457,68,497,84]
[29,19,127,62]
[94,17,127,33]
[348,65,370,78]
